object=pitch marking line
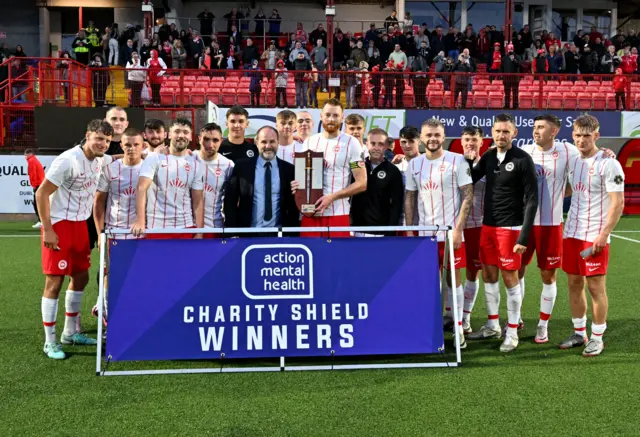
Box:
[611,234,640,244]
[0,235,40,238]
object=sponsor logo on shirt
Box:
[424,180,439,191]
[573,181,587,192]
[122,186,136,197]
[168,178,186,189]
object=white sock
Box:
[520,278,525,302]
[63,290,83,336]
[463,279,479,323]
[455,285,464,333]
[538,282,557,327]
[484,282,500,330]
[573,316,587,338]
[591,323,607,342]
[506,284,522,337]
[41,297,58,344]
[445,286,452,318]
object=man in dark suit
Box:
[224,126,299,233]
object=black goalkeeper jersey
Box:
[468,146,538,246]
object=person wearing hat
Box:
[532,48,548,75]
[502,42,522,109]
[274,59,289,108]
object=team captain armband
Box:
[350,161,365,169]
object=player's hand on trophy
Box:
[291,180,299,194]
[315,194,334,214]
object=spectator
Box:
[378,33,393,64]
[197,8,215,45]
[565,44,580,77]
[333,30,350,67]
[350,39,368,65]
[122,39,135,67]
[519,25,533,49]
[613,68,627,110]
[591,37,606,60]
[249,59,263,106]
[589,25,603,43]
[293,51,312,108]
[311,38,328,90]
[169,23,180,42]
[532,48,548,74]
[388,47,407,108]
[158,19,171,44]
[262,40,279,70]
[254,8,266,36]
[188,32,205,69]
[365,23,379,46]
[309,63,320,108]
[268,9,282,35]
[146,49,167,106]
[385,10,399,29]
[199,46,212,70]
[580,45,599,76]
[513,33,526,59]
[229,25,242,50]
[626,30,639,50]
[159,41,173,66]
[502,43,522,109]
[0,54,7,102]
[72,31,90,65]
[415,27,431,50]
[89,54,110,106]
[172,40,187,69]
[574,30,585,49]
[240,6,251,34]
[402,30,417,65]
[107,24,119,66]
[289,41,309,63]
[242,38,260,70]
[548,45,563,74]
[404,12,413,30]
[489,43,502,74]
[126,51,145,106]
[0,43,10,58]
[444,27,460,59]
[369,48,382,71]
[530,38,545,60]
[224,8,244,34]
[412,42,430,109]
[210,41,225,70]
[295,23,308,46]
[476,28,491,63]
[309,24,327,47]
[544,32,561,52]
[453,52,472,108]
[369,64,381,108]
[226,38,239,69]
[139,38,152,65]
[382,60,395,108]
[84,21,102,56]
[460,28,476,55]
[274,59,289,108]
[179,30,189,49]
[55,52,71,102]
[344,59,357,109]
[601,45,621,74]
[621,48,638,74]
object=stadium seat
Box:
[563,92,577,110]
[160,87,175,106]
[577,93,593,110]
[602,93,615,110]
[519,92,534,109]
[634,94,640,110]
[560,80,573,89]
[221,87,237,105]
[574,80,588,88]
[237,89,251,105]
[548,92,563,109]
[472,91,488,108]
[428,92,444,108]
[191,87,206,106]
[206,88,221,105]
[488,92,503,109]
[176,88,190,106]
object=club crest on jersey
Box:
[377,171,386,179]
[505,162,515,171]
[184,163,191,172]
[58,260,68,270]
[424,180,439,191]
[588,167,596,176]
[247,150,255,157]
[552,150,560,159]
[122,186,136,197]
[214,168,223,177]
[439,164,446,172]
[169,178,186,189]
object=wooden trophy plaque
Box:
[294,150,324,217]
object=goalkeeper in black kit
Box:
[464,113,538,353]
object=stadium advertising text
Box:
[0,156,55,214]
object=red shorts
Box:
[463,227,482,270]
[41,220,91,276]
[562,238,610,277]
[479,225,522,271]
[437,241,466,270]
[145,226,196,240]
[522,225,563,270]
[301,215,351,238]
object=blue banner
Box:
[106,237,444,361]
[406,110,622,146]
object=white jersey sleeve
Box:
[139,153,160,180]
[45,154,72,187]
[457,159,473,188]
[97,167,110,193]
[189,156,204,190]
[604,159,625,193]
[405,158,419,191]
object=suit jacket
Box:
[224,157,299,230]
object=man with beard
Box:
[131,118,204,240]
[36,120,114,359]
[219,105,258,162]
[193,123,234,235]
[224,126,299,230]
[92,128,145,325]
[142,118,168,155]
[275,110,305,164]
[294,99,367,238]
[295,111,314,143]
[350,128,403,237]
[464,114,538,353]
[404,118,474,349]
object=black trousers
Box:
[33,187,39,219]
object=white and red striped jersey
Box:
[396,157,419,226]
[97,160,142,239]
[139,154,204,229]
[522,142,578,226]
[194,153,234,228]
[564,150,625,243]
[276,141,305,164]
[46,146,112,225]
[304,133,365,217]
[465,177,486,229]
[405,151,473,240]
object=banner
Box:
[621,112,640,138]
[406,110,622,146]
[207,105,405,138]
[0,155,56,214]
[616,139,640,215]
[107,237,444,361]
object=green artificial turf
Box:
[1,218,640,436]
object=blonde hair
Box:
[573,114,600,133]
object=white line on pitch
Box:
[0,235,40,238]
[611,234,640,244]
[611,230,640,233]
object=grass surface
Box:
[2,218,640,436]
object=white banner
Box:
[0,155,56,214]
[621,112,640,138]
[207,105,406,138]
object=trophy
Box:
[294,150,324,217]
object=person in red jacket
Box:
[613,68,628,110]
[620,50,638,75]
[145,49,167,106]
[25,148,45,228]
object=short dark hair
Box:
[169,118,193,130]
[255,126,279,142]
[345,113,365,125]
[24,148,36,155]
[86,119,114,136]
[399,126,420,140]
[495,113,515,126]
[200,122,222,135]
[534,114,561,128]
[122,127,143,139]
[276,110,297,122]
[322,98,344,111]
[421,118,445,131]
[144,118,165,131]
[226,105,249,120]
[462,126,484,137]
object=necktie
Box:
[264,161,272,221]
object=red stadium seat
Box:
[563,92,577,110]
[428,92,444,108]
[160,87,175,106]
[221,87,237,105]
[237,89,251,105]
[601,93,614,110]
[560,80,573,89]
[206,88,221,105]
[519,92,534,109]
[472,91,488,108]
[575,80,587,88]
[577,93,593,110]
[488,92,503,109]
[548,92,563,109]
[176,88,190,106]
[191,87,206,105]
